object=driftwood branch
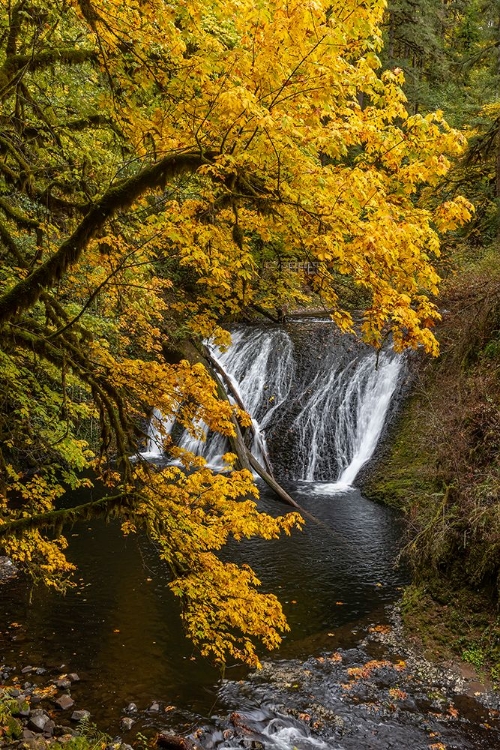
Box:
[246,451,301,509]
[250,303,280,323]
[157,735,200,750]
[203,344,275,477]
[195,345,313,512]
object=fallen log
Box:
[246,451,301,509]
[174,338,317,519]
[202,344,275,477]
[202,345,246,413]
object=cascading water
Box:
[290,349,402,486]
[143,327,295,469]
[144,323,403,486]
[141,407,173,459]
[335,353,402,486]
[207,327,295,467]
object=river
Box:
[0,482,407,732]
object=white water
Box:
[141,328,294,467]
[293,350,402,487]
[142,326,402,486]
[336,354,402,485]
[140,407,174,459]
[219,709,335,750]
[208,328,295,469]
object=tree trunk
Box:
[163,337,309,512]
[246,451,302,509]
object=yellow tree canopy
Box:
[0,0,472,665]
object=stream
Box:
[1,323,499,749]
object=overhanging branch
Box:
[0,150,211,324]
[0,493,130,539]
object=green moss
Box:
[364,394,438,510]
[4,715,22,739]
[401,583,500,684]
[0,690,21,737]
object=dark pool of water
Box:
[0,484,408,734]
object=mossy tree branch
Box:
[0,48,97,94]
[3,323,137,479]
[0,217,27,266]
[0,151,213,324]
[0,493,131,538]
[0,197,39,228]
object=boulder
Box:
[28,712,49,733]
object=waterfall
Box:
[141,407,173,459]
[291,350,402,484]
[141,328,295,468]
[208,328,295,468]
[143,324,403,486]
[335,354,402,486]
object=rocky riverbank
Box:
[203,607,500,750]
[1,604,499,750]
[0,670,92,747]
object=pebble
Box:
[71,710,91,722]
[55,695,75,710]
[120,717,135,732]
[28,713,49,733]
[17,700,31,718]
[55,679,72,689]
[44,720,56,736]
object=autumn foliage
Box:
[0,0,471,664]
